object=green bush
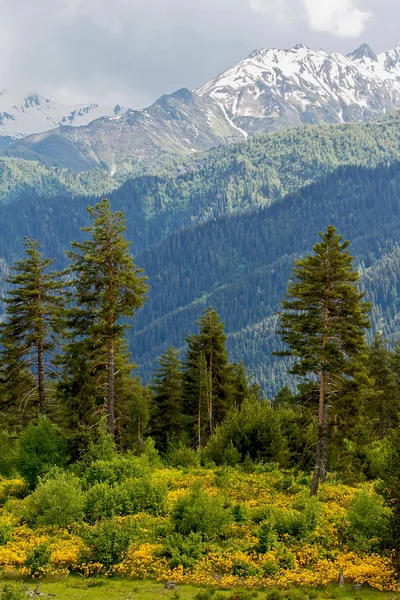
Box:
[204,397,285,465]
[84,482,125,523]
[79,519,137,570]
[262,559,279,576]
[0,520,12,545]
[258,514,278,552]
[168,444,200,468]
[24,544,51,577]
[172,482,231,539]
[18,417,68,488]
[21,471,85,527]
[0,583,25,600]
[84,478,166,523]
[159,532,207,570]
[0,432,19,478]
[346,490,391,547]
[232,559,260,577]
[83,456,148,488]
[274,498,320,541]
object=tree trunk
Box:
[209,351,213,437]
[37,335,46,414]
[108,336,115,437]
[311,293,329,496]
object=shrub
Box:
[172,482,231,539]
[79,519,137,570]
[0,432,19,478]
[258,514,278,552]
[262,559,279,576]
[346,490,391,547]
[232,559,260,577]
[0,583,25,600]
[221,442,241,467]
[21,471,85,527]
[159,532,207,570]
[204,397,285,464]
[168,444,200,468]
[84,478,166,523]
[0,520,12,545]
[83,456,148,488]
[84,482,125,523]
[24,544,51,577]
[18,417,68,488]
[274,498,320,541]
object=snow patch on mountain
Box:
[0,91,127,140]
[196,42,400,132]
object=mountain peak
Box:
[347,43,378,62]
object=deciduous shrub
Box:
[18,418,68,488]
[159,532,207,570]
[83,456,148,488]
[172,482,231,539]
[84,478,166,523]
[1,583,25,600]
[24,544,51,577]
[346,489,390,548]
[21,471,85,526]
[79,519,138,570]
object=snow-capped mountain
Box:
[5,42,400,173]
[0,91,126,145]
[4,89,241,174]
[196,42,400,135]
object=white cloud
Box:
[248,0,371,38]
[302,0,371,38]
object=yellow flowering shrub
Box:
[0,466,397,590]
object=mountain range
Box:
[3,42,400,174]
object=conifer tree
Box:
[64,199,148,438]
[151,346,184,452]
[0,238,64,418]
[184,307,231,447]
[367,334,399,439]
[276,226,371,496]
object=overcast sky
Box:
[0,0,397,108]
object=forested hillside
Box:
[0,157,116,202]
[131,161,400,394]
[2,116,400,392]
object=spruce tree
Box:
[64,199,148,438]
[151,346,184,452]
[276,226,371,496]
[184,307,231,447]
[367,334,399,439]
[0,238,64,418]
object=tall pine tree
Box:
[0,238,64,420]
[276,226,371,496]
[63,199,148,438]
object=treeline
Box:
[1,202,400,498]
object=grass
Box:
[2,578,398,600]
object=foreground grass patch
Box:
[3,578,399,600]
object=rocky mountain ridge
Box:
[4,41,400,173]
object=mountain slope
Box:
[0,157,117,202]
[128,161,400,395]
[4,89,241,174]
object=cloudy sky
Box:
[0,0,397,107]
